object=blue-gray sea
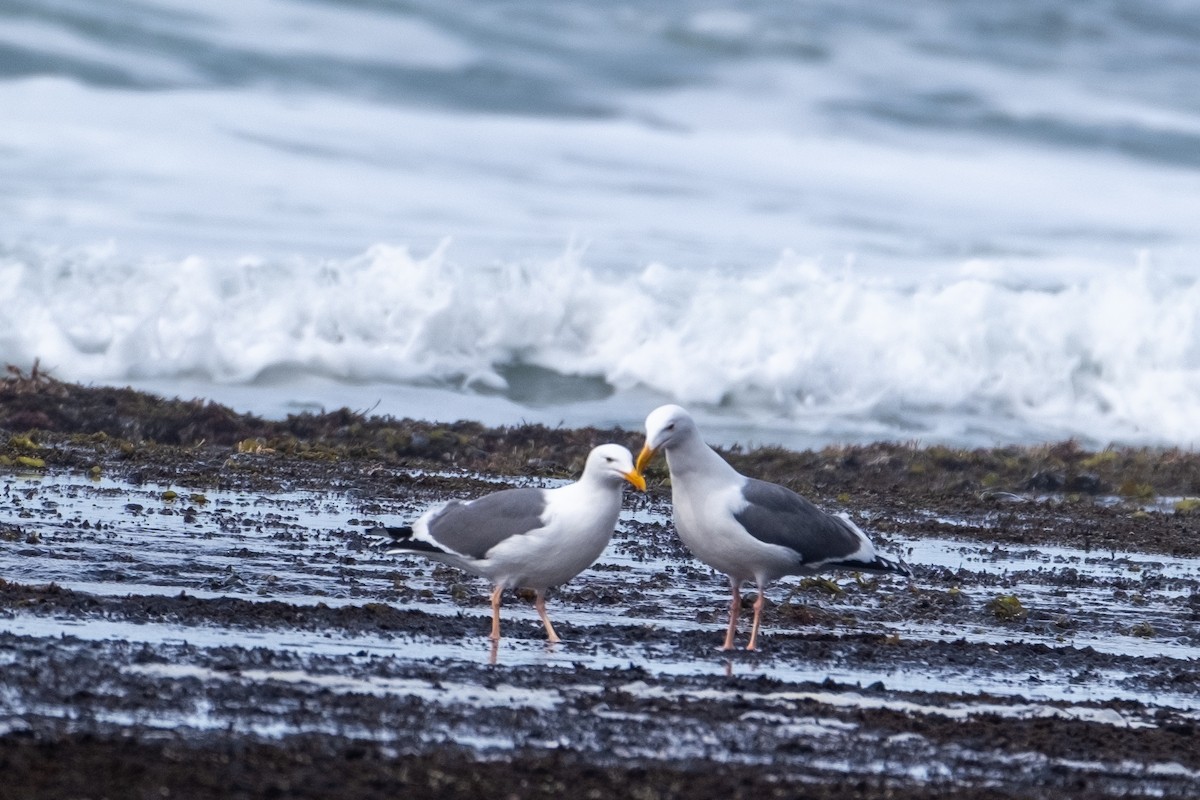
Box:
[2,1,1198,448]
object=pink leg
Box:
[721,577,742,651]
[747,581,767,651]
[489,585,503,641]
[534,590,561,643]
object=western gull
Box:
[376,443,645,642]
[635,404,910,651]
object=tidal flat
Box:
[2,373,1199,798]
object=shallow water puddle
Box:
[904,532,1200,582]
[616,681,1162,729]
[129,663,566,711]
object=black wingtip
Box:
[832,553,912,577]
[369,525,414,541]
[873,554,913,578]
[369,525,446,556]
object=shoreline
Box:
[5,369,1199,490]
[4,370,1199,556]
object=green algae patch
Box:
[987,594,1028,622]
[8,434,40,452]
[1118,481,1156,502]
[1130,621,1156,638]
[1080,449,1118,470]
[798,576,845,596]
[1175,498,1200,515]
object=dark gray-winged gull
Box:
[375,444,645,642]
[635,404,910,651]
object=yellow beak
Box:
[623,469,647,492]
[635,443,657,477]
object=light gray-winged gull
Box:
[375,443,645,642]
[635,404,910,651]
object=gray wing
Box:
[426,487,548,560]
[733,478,863,562]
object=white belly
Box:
[672,479,802,584]
[484,486,621,590]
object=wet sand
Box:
[2,375,1199,798]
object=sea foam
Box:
[1,242,1196,448]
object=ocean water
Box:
[2,0,1199,449]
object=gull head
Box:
[584,443,646,491]
[636,404,696,474]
